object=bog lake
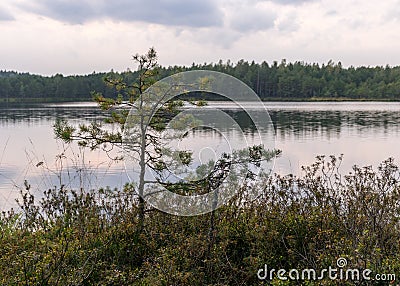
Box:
[1,101,400,210]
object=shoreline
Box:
[1,97,400,106]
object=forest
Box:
[2,59,400,102]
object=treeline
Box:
[0,71,118,102]
[187,60,400,100]
[2,59,400,101]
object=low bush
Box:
[1,155,399,285]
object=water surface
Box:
[1,101,400,210]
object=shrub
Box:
[1,156,399,285]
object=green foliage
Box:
[1,156,400,285]
[4,61,400,102]
[53,119,76,143]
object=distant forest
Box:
[2,60,400,102]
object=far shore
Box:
[1,97,400,106]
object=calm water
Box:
[1,101,400,210]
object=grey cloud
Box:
[273,0,315,4]
[326,10,338,16]
[189,27,242,49]
[257,0,317,5]
[0,8,14,21]
[386,1,400,22]
[21,0,223,27]
[230,8,276,32]
[29,1,94,24]
[277,16,299,32]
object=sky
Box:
[1,0,400,75]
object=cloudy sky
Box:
[1,0,400,75]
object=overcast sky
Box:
[1,0,400,75]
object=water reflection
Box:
[272,110,400,139]
[222,108,400,139]
[1,102,400,210]
[2,102,400,136]
[0,104,107,126]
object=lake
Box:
[1,101,400,210]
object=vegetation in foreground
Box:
[0,155,400,285]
